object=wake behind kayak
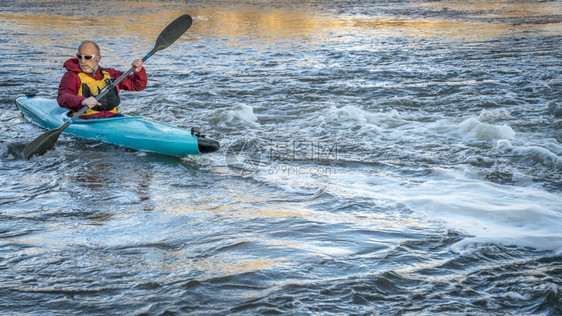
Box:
[15,96,220,157]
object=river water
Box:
[1,0,561,315]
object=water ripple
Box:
[1,0,561,315]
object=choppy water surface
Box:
[1,0,561,314]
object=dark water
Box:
[1,1,561,315]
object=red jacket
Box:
[57,58,147,111]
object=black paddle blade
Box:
[23,127,63,159]
[152,14,193,54]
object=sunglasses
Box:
[76,53,98,60]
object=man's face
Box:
[77,43,101,74]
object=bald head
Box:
[78,41,100,54]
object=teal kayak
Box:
[15,96,220,156]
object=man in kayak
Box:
[57,40,147,119]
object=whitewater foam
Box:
[316,105,407,133]
[457,117,516,140]
[259,166,562,252]
[400,169,562,252]
[478,108,512,123]
[214,104,260,128]
[496,139,562,169]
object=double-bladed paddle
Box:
[23,14,193,159]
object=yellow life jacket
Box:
[77,69,120,117]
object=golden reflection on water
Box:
[421,0,562,15]
[1,0,560,51]
[343,18,515,39]
[161,195,316,218]
[189,255,287,278]
[210,203,316,219]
